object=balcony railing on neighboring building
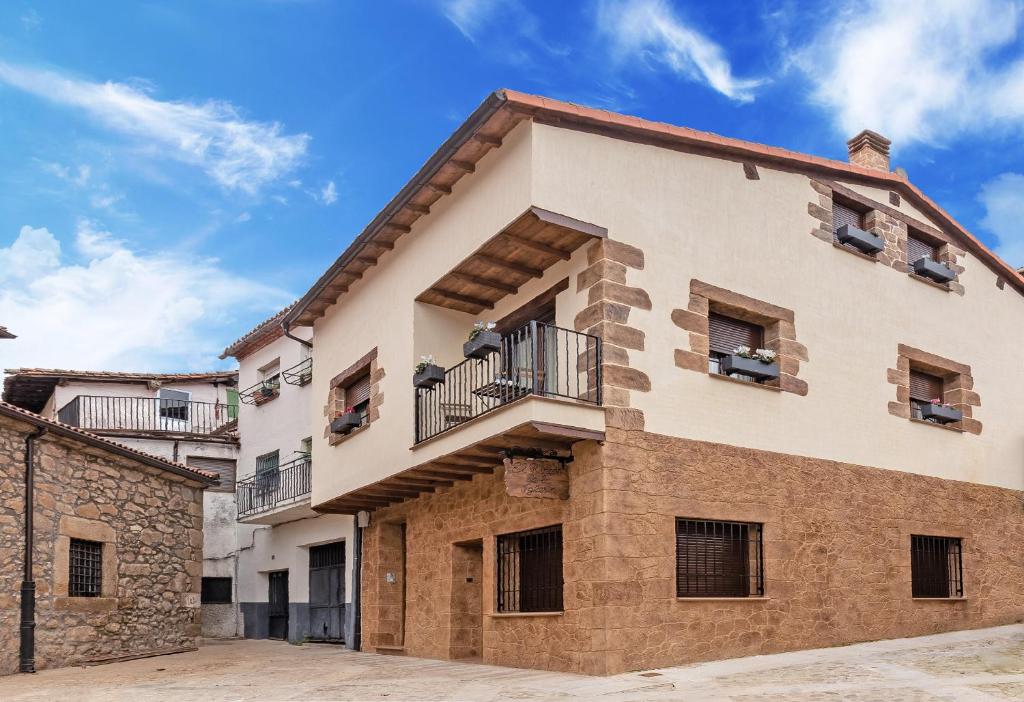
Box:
[415,321,602,444]
[56,395,237,436]
[282,357,312,386]
[236,455,312,517]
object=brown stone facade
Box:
[672,280,808,395]
[0,415,206,674]
[887,344,982,434]
[358,426,1024,675]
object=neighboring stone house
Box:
[2,368,242,637]
[222,305,356,645]
[279,90,1024,675]
[0,400,216,674]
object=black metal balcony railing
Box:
[415,321,602,444]
[236,455,312,517]
[56,395,237,436]
[282,357,312,386]
[239,375,281,405]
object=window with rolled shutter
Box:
[833,201,863,233]
[343,372,371,425]
[909,370,944,402]
[907,234,937,264]
[708,313,763,354]
[676,519,763,598]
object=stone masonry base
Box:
[358,428,1024,675]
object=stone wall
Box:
[0,415,205,675]
[358,425,1024,675]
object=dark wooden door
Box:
[308,542,345,642]
[268,570,289,640]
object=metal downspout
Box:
[20,425,47,673]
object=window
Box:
[201,576,233,604]
[833,201,864,236]
[259,359,281,390]
[158,388,190,422]
[907,233,938,265]
[496,525,563,613]
[255,450,280,497]
[911,535,963,598]
[708,313,764,381]
[186,456,237,493]
[342,372,371,426]
[69,538,103,597]
[676,519,764,598]
[909,369,944,421]
[300,436,312,456]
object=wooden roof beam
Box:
[430,462,494,473]
[472,133,502,147]
[406,203,431,215]
[430,288,494,310]
[472,254,543,279]
[450,160,476,174]
[501,232,572,261]
[385,223,412,234]
[448,271,518,295]
[412,469,478,482]
[389,476,454,488]
[425,182,452,195]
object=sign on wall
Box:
[503,456,569,500]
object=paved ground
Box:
[2,625,1024,701]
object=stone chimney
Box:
[847,130,891,172]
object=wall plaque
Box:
[503,456,569,500]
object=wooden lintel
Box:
[425,182,452,195]
[529,421,605,443]
[472,133,503,147]
[406,203,431,215]
[501,232,572,261]
[450,160,476,174]
[448,271,518,295]
[472,254,543,279]
[430,287,493,310]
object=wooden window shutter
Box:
[833,202,863,232]
[345,372,371,407]
[676,520,750,597]
[907,234,937,263]
[909,370,944,402]
[186,457,237,493]
[708,313,763,354]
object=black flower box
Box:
[330,412,362,435]
[919,402,962,424]
[913,257,956,284]
[463,331,501,359]
[720,354,780,381]
[836,224,884,255]
[413,364,445,389]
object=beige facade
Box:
[290,92,1024,674]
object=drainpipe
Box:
[20,425,47,674]
[281,320,312,350]
[352,514,365,651]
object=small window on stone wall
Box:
[833,201,864,237]
[496,525,563,613]
[909,370,944,420]
[69,538,103,597]
[907,233,938,264]
[911,535,963,598]
[676,519,764,598]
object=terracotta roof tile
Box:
[220,303,297,360]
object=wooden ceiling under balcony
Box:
[416,207,607,315]
[313,420,603,515]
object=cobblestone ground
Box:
[1,625,1023,701]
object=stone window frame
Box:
[808,180,966,296]
[886,344,981,435]
[53,515,118,611]
[672,280,808,396]
[325,347,384,446]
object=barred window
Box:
[496,525,563,613]
[69,538,103,597]
[911,535,963,598]
[201,577,233,604]
[676,519,764,598]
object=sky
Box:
[1,0,1023,373]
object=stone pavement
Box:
[1,624,1023,701]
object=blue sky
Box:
[1,0,1023,372]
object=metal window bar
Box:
[55,395,235,435]
[69,538,103,597]
[282,357,313,386]
[676,519,764,598]
[236,455,312,517]
[414,321,601,443]
[496,524,564,613]
[911,535,963,598]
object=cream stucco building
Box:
[280,91,1023,675]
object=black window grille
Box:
[201,576,233,604]
[496,525,563,613]
[676,519,764,598]
[310,542,345,569]
[911,535,963,598]
[69,538,103,597]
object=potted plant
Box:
[252,383,278,405]
[330,407,362,435]
[836,224,884,254]
[463,321,501,359]
[413,355,445,389]
[912,256,956,284]
[719,346,780,381]
[919,398,962,424]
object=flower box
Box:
[413,363,445,389]
[463,331,501,359]
[919,402,962,424]
[330,412,362,435]
[297,372,312,387]
[719,354,779,381]
[252,386,278,405]
[836,224,884,255]
[912,257,956,284]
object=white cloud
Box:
[0,62,310,194]
[980,172,1024,268]
[42,162,92,187]
[439,0,568,63]
[0,222,292,371]
[595,0,763,103]
[234,211,252,223]
[793,0,1024,144]
[319,180,338,205]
